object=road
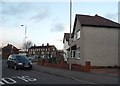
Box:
[1,60,90,85]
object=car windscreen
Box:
[15,55,29,62]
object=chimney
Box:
[47,43,49,46]
[42,44,44,46]
[95,14,98,16]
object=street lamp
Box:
[21,25,27,51]
[69,0,72,70]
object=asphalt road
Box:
[1,60,90,85]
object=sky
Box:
[0,0,119,50]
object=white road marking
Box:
[0,81,5,85]
[71,77,97,84]
[17,76,37,82]
[1,76,37,85]
[1,77,16,84]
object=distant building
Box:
[2,44,20,59]
[28,43,57,59]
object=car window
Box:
[12,55,16,60]
[15,55,29,62]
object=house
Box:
[67,14,120,67]
[63,33,70,62]
[28,43,57,59]
[2,44,20,59]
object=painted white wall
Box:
[63,39,69,61]
[83,26,118,66]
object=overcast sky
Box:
[0,0,119,49]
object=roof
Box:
[72,14,120,37]
[63,33,70,43]
[3,44,19,50]
[29,45,56,49]
[77,14,120,27]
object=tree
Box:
[22,40,33,51]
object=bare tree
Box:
[22,40,33,51]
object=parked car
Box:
[28,56,38,62]
[7,54,32,70]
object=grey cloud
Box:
[2,2,50,23]
[2,2,31,15]
[51,23,65,32]
[30,8,50,22]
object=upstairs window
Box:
[76,30,80,39]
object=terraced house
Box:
[28,43,57,59]
[67,14,120,67]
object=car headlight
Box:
[29,62,32,65]
[18,63,23,65]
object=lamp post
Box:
[21,25,27,51]
[69,0,72,70]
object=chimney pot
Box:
[47,43,49,46]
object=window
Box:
[41,52,44,54]
[73,50,75,57]
[77,48,80,59]
[53,48,55,51]
[71,50,75,58]
[76,30,80,39]
[51,55,53,58]
[33,51,35,54]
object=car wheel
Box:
[14,65,18,70]
[28,65,32,70]
[29,67,32,70]
[7,64,10,68]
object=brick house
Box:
[28,43,57,59]
[2,44,20,59]
[67,14,120,67]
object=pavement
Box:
[91,69,119,77]
[33,63,119,84]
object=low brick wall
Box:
[44,63,69,70]
[37,59,119,72]
[37,59,91,72]
[71,64,90,72]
